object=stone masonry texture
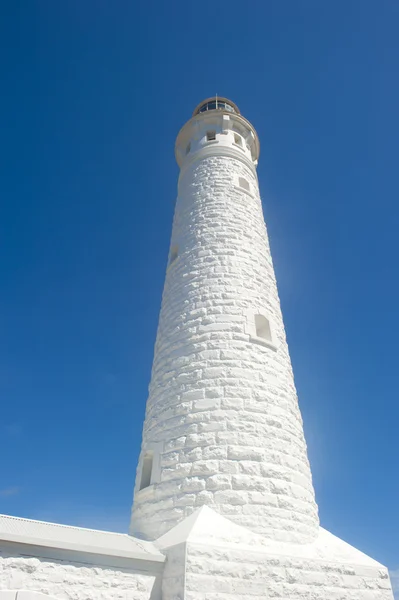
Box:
[0,552,159,600]
[184,542,394,600]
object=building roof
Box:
[156,506,385,568]
[0,513,164,565]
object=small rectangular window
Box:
[186,142,191,155]
[206,131,216,141]
[169,245,178,265]
[255,314,272,342]
[238,177,250,191]
[140,452,153,490]
[234,133,242,146]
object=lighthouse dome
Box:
[193,96,240,116]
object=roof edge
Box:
[0,514,165,566]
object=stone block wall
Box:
[161,543,185,600]
[0,551,160,600]
[185,543,394,600]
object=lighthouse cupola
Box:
[175,96,260,168]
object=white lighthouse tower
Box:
[127,98,394,600]
[130,96,319,544]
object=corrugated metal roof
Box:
[0,514,164,563]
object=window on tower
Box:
[169,245,178,265]
[244,309,277,350]
[140,452,153,490]
[206,131,216,141]
[186,142,191,155]
[254,314,272,342]
[238,176,250,191]
[234,133,242,146]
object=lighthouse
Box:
[130,96,319,544]
[125,98,394,600]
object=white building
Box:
[0,97,394,600]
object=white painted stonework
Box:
[0,97,394,599]
[158,506,393,600]
[0,514,164,600]
[130,100,318,544]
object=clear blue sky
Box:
[1,0,398,584]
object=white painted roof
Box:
[156,506,384,568]
[0,514,164,563]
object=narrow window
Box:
[234,133,242,146]
[238,176,250,191]
[206,131,216,141]
[186,142,191,155]
[169,245,178,265]
[255,314,272,342]
[140,452,153,490]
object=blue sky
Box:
[1,0,398,588]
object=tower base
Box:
[157,506,394,600]
[0,511,393,600]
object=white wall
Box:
[0,552,160,600]
[184,541,394,600]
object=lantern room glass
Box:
[197,99,236,114]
